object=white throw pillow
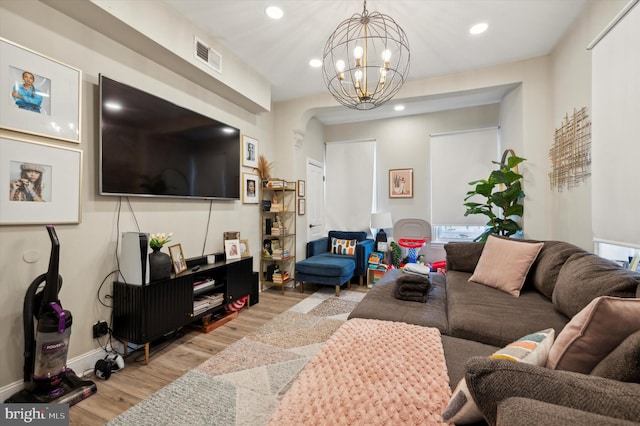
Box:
[442,328,555,424]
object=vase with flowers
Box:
[149,232,173,281]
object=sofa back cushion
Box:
[552,252,640,318]
[527,241,587,299]
[590,329,640,383]
[444,242,485,273]
[328,230,366,243]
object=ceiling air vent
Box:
[194,37,222,73]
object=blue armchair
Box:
[296,231,374,295]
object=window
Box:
[430,127,499,242]
[325,139,376,233]
[433,225,486,243]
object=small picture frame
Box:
[225,239,241,260]
[223,231,240,241]
[168,243,187,274]
[241,134,258,168]
[298,198,305,215]
[389,168,414,198]
[0,38,82,143]
[242,172,259,204]
[297,180,305,197]
[239,239,250,257]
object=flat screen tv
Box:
[99,74,240,200]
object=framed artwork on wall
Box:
[389,168,413,198]
[0,38,82,143]
[1,136,82,225]
[242,172,259,204]
[297,180,305,197]
[242,134,258,168]
[298,198,305,215]
[168,243,187,274]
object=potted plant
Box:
[463,152,526,242]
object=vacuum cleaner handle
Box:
[40,225,61,315]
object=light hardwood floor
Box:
[69,284,366,425]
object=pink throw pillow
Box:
[468,235,543,296]
[546,296,640,373]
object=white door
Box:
[307,159,324,242]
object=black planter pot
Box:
[149,247,172,281]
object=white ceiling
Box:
[163,0,588,123]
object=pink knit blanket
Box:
[269,318,451,425]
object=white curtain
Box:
[591,1,640,248]
[325,139,376,233]
[430,128,499,226]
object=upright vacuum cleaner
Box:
[5,225,97,405]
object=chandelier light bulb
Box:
[336,59,346,72]
[353,46,364,59]
[354,69,363,82]
[381,49,392,62]
[379,68,387,85]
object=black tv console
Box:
[112,255,254,363]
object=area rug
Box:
[107,288,365,426]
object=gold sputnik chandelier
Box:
[322,0,410,110]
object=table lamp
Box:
[371,212,393,252]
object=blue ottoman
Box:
[295,254,355,296]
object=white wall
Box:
[548,0,629,250]
[0,0,272,391]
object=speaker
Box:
[249,272,259,306]
[120,232,150,285]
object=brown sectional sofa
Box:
[348,239,640,425]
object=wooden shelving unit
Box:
[260,179,296,293]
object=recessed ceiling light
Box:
[394,105,405,112]
[265,5,283,20]
[469,22,488,35]
[309,58,322,68]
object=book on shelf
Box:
[193,279,216,292]
[271,250,290,260]
[272,270,290,283]
[193,292,224,314]
[271,227,288,235]
[264,180,285,188]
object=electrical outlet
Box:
[93,321,108,338]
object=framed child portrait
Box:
[225,239,241,260]
[0,38,82,143]
[242,172,259,204]
[239,239,250,257]
[1,136,82,225]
